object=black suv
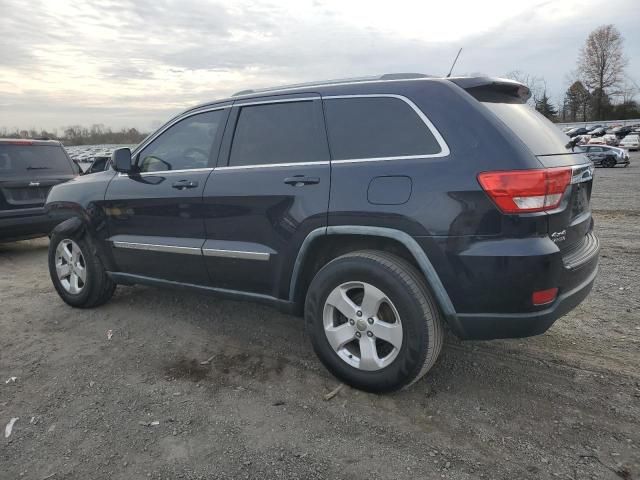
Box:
[1,139,78,242]
[44,75,599,392]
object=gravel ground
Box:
[1,154,639,480]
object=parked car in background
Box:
[586,124,603,132]
[602,134,619,146]
[44,75,599,392]
[0,139,78,241]
[619,134,640,151]
[612,126,633,138]
[85,156,111,174]
[578,145,630,167]
[567,127,590,137]
[588,136,606,145]
[589,127,606,137]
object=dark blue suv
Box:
[45,75,599,392]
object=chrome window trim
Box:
[216,161,329,171]
[113,241,202,255]
[323,94,450,161]
[202,248,270,261]
[118,167,214,177]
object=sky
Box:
[1,0,638,132]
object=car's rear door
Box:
[201,94,330,298]
[104,106,230,284]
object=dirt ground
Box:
[1,155,639,480]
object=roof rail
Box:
[231,73,432,97]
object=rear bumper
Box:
[455,265,597,339]
[414,232,599,340]
[0,209,59,242]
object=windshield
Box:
[0,144,74,177]
[482,102,572,156]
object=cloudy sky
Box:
[1,0,638,132]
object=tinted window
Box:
[229,101,327,167]
[323,97,441,160]
[0,144,73,177]
[481,102,571,155]
[590,147,603,152]
[138,110,224,172]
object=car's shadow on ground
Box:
[0,237,49,257]
[106,282,554,404]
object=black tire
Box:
[48,229,116,308]
[305,250,444,393]
[603,157,616,168]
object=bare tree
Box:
[505,70,545,107]
[577,24,627,120]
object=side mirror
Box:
[112,148,133,173]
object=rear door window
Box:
[0,144,74,177]
[323,96,442,160]
[228,100,328,167]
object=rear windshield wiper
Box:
[26,166,50,170]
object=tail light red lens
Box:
[532,288,558,306]
[477,167,572,213]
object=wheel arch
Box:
[49,215,116,272]
[289,226,463,336]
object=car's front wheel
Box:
[48,230,116,308]
[603,157,617,168]
[305,250,444,393]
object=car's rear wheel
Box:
[48,230,116,308]
[603,157,617,168]
[305,250,444,393]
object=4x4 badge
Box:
[551,230,566,243]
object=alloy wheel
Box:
[322,281,403,371]
[55,239,87,294]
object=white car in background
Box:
[619,134,640,151]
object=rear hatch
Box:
[0,141,77,215]
[455,78,595,264]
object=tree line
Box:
[0,124,149,146]
[507,24,638,123]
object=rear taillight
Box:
[477,167,572,213]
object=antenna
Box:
[446,48,463,78]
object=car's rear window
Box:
[481,102,571,156]
[0,144,74,176]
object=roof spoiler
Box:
[447,77,531,104]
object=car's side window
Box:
[323,96,442,160]
[228,101,328,167]
[591,147,602,152]
[138,110,225,173]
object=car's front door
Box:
[104,106,230,284]
[201,94,330,298]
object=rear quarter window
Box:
[323,96,443,160]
